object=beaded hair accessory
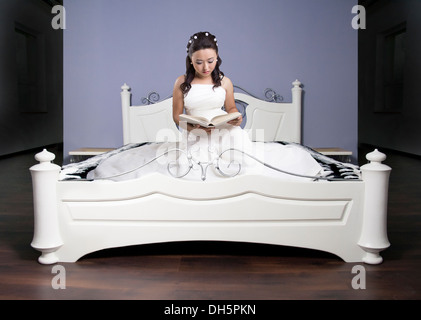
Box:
[186,32,218,53]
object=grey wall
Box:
[359,0,421,156]
[64,0,358,163]
[0,0,63,156]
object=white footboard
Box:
[30,149,391,265]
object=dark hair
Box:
[180,31,224,95]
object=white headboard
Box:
[120,80,302,145]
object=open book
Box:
[179,112,241,128]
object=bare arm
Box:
[172,76,202,132]
[222,77,242,126]
[172,75,185,126]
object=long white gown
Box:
[87,84,323,182]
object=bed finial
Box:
[358,149,391,264]
[365,148,387,164]
[292,79,301,88]
[35,148,56,163]
[121,83,130,91]
[30,149,63,264]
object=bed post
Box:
[358,149,391,264]
[121,83,131,145]
[291,80,302,143]
[30,149,63,264]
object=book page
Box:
[179,112,241,127]
[179,114,211,127]
[211,112,241,126]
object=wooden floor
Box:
[0,145,420,301]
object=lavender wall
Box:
[64,0,358,163]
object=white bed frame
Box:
[121,81,302,144]
[30,80,391,265]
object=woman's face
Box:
[191,48,218,79]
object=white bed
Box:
[30,80,391,265]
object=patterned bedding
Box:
[60,142,360,182]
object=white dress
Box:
[87,84,322,181]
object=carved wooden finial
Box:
[366,149,387,164]
[292,79,301,88]
[35,149,55,163]
[121,83,130,91]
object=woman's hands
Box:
[186,113,242,134]
[187,123,213,133]
[227,114,242,126]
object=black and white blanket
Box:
[60,142,360,181]
[278,142,360,180]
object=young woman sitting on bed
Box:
[87,31,323,182]
[172,32,243,132]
